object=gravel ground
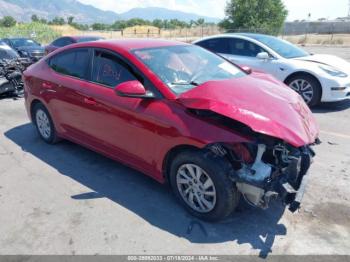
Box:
[0,46,349,256]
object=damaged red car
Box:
[23,39,320,221]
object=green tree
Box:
[92,23,108,30]
[31,14,39,22]
[219,0,288,35]
[68,16,74,25]
[50,17,65,25]
[152,19,163,29]
[196,18,205,26]
[0,16,17,27]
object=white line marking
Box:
[320,130,350,139]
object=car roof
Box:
[5,37,31,40]
[194,33,274,43]
[230,33,270,38]
[67,35,103,40]
[67,38,188,52]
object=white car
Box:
[194,33,350,106]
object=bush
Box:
[0,16,17,27]
[0,22,61,44]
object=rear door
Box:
[44,48,92,138]
[196,37,230,57]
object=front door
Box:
[224,38,281,79]
[75,49,167,177]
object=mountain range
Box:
[0,0,220,24]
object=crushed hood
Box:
[294,54,350,73]
[177,73,319,147]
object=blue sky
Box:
[79,0,349,21]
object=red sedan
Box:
[23,39,319,221]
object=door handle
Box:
[42,82,53,89]
[83,97,97,106]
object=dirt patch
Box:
[311,202,350,228]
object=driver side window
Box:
[92,50,138,88]
[228,39,266,57]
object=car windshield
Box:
[133,45,245,94]
[10,38,40,48]
[247,34,309,59]
[77,37,103,43]
[0,43,19,59]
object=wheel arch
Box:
[162,144,202,184]
[30,99,44,121]
[284,71,323,98]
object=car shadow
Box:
[312,99,350,113]
[0,94,21,100]
[5,123,287,257]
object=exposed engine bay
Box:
[192,109,320,212]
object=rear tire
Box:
[286,74,322,107]
[169,150,240,222]
[33,103,59,144]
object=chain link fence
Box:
[1,25,223,44]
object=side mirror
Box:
[241,66,252,74]
[115,80,154,98]
[256,52,270,60]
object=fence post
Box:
[330,23,334,43]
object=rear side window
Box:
[52,37,74,47]
[196,38,230,54]
[228,39,265,57]
[49,49,90,79]
[92,50,137,87]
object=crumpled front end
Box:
[178,75,321,211]
[208,137,319,212]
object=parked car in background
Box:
[0,41,20,96]
[1,38,45,62]
[0,40,19,60]
[194,33,350,106]
[1,41,31,97]
[45,36,104,54]
[23,39,319,221]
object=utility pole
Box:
[348,0,350,17]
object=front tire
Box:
[286,74,322,107]
[33,103,59,144]
[169,150,240,222]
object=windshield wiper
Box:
[170,81,199,86]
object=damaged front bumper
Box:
[211,140,318,212]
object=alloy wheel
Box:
[36,109,51,139]
[176,164,216,213]
[289,79,314,104]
